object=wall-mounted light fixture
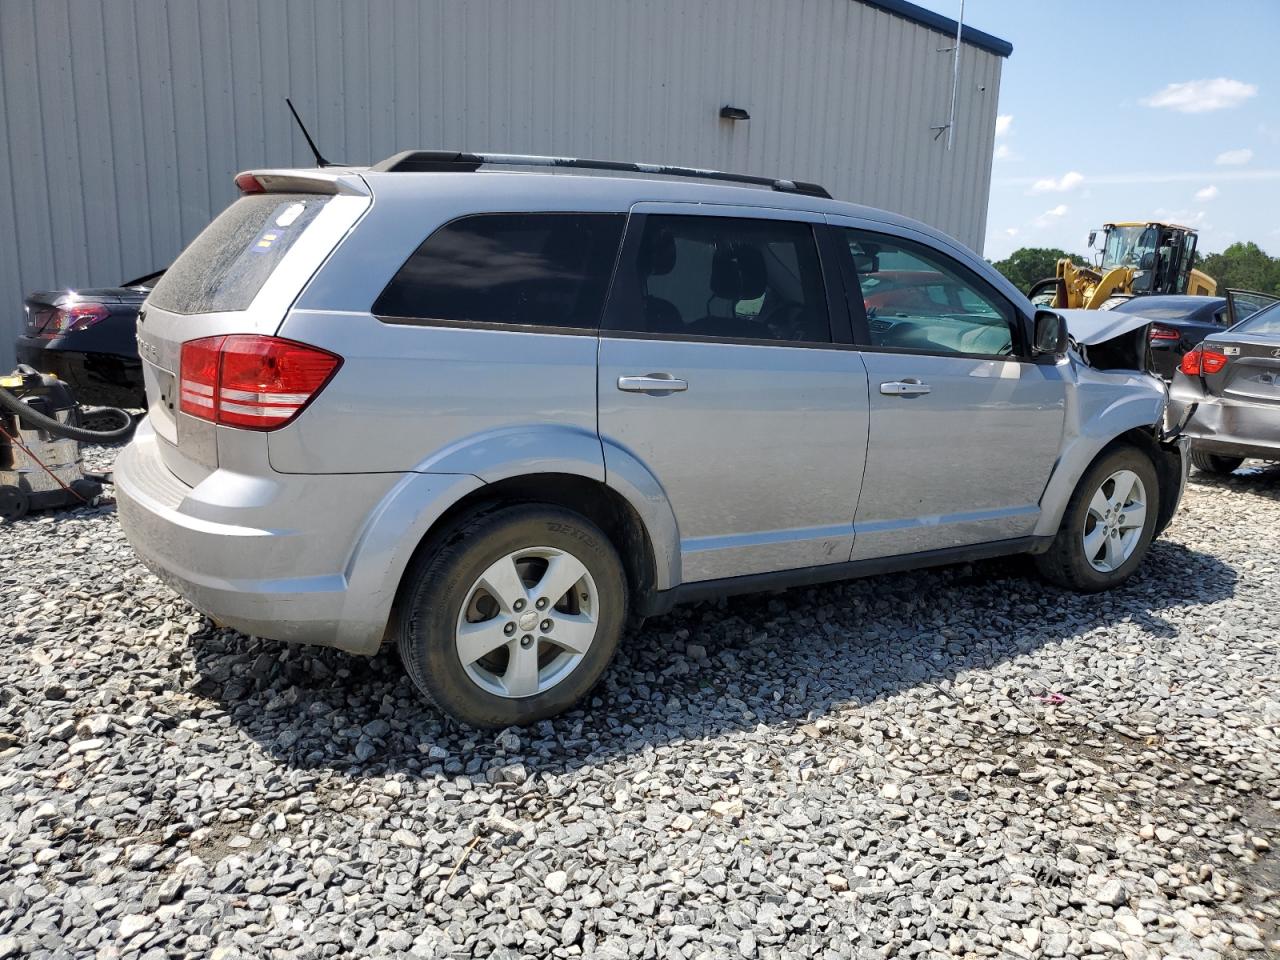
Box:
[719,105,750,121]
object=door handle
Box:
[618,373,688,394]
[880,379,932,397]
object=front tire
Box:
[1035,445,1160,592]
[397,504,627,728]
[1190,448,1244,476]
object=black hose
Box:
[0,385,136,442]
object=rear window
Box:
[148,194,328,315]
[1235,301,1280,336]
[373,213,624,330]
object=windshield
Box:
[1101,225,1159,270]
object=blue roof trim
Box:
[860,0,1013,58]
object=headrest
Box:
[639,229,677,277]
[710,243,767,300]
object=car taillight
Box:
[179,337,223,420]
[1149,324,1180,341]
[179,335,341,430]
[234,172,265,194]
[36,302,110,338]
[1179,346,1229,376]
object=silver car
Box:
[116,152,1188,727]
[1170,299,1280,474]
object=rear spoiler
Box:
[233,168,371,197]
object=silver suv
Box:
[116,152,1187,727]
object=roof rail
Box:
[369,150,832,199]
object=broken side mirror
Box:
[1032,309,1068,358]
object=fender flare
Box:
[414,423,607,482]
[599,435,682,592]
[342,426,683,650]
[418,424,681,590]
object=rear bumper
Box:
[15,338,145,408]
[114,419,480,654]
[1175,392,1280,462]
[1190,437,1280,461]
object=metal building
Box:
[0,0,1011,369]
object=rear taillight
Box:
[179,335,341,430]
[1149,324,1180,341]
[1179,346,1229,376]
[234,172,265,194]
[179,337,223,420]
[34,302,110,338]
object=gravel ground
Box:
[1,445,1277,960]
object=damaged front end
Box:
[1051,309,1191,534]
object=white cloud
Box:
[1034,204,1069,228]
[1194,185,1219,201]
[1152,208,1209,229]
[1005,227,1019,237]
[994,144,1013,161]
[1141,77,1257,113]
[995,114,1013,137]
[997,168,1280,187]
[1030,171,1085,194]
[1215,148,1253,165]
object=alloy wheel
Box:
[454,546,599,699]
[1082,469,1147,573]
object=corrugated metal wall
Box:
[0,0,1002,369]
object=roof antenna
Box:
[285,97,333,167]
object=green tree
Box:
[989,247,1089,295]
[1197,242,1280,295]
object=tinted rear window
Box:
[373,213,624,330]
[1235,301,1280,336]
[148,194,328,315]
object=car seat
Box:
[690,243,767,338]
[637,229,681,331]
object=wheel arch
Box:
[1035,423,1184,540]
[1095,427,1185,537]
[386,471,671,643]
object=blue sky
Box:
[961,0,1280,261]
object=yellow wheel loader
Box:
[1029,222,1216,309]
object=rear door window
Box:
[373,213,625,330]
[148,194,329,315]
[608,214,831,343]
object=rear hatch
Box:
[136,171,370,485]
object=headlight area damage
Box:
[1053,308,1191,536]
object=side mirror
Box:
[1032,309,1068,357]
[1087,229,1097,248]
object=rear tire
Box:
[1189,448,1244,476]
[1035,445,1160,592]
[397,504,627,728]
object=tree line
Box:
[990,242,1280,297]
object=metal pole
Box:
[946,0,964,151]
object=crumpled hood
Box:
[1057,308,1154,346]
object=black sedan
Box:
[1106,294,1233,380]
[1170,300,1280,474]
[15,271,161,408]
